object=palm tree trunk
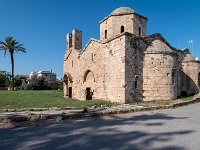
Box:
[10,52,14,90]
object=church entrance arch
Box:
[63,73,73,98]
[83,70,95,100]
[86,87,92,100]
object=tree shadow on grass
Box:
[0,112,193,150]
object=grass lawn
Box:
[0,90,112,109]
[0,90,196,110]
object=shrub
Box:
[26,76,49,90]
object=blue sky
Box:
[0,0,200,78]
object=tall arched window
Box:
[105,30,107,39]
[121,26,124,33]
[83,70,95,83]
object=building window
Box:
[134,75,138,89]
[139,27,141,36]
[121,26,124,33]
[134,80,138,89]
[105,30,107,39]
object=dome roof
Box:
[110,7,135,15]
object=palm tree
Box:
[0,37,26,90]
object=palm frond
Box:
[0,36,26,55]
[0,41,8,47]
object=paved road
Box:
[1,103,200,150]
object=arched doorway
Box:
[63,73,73,98]
[83,70,95,100]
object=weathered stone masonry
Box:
[63,7,200,103]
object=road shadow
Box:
[0,112,193,150]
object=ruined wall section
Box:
[72,29,82,51]
[63,29,82,99]
[143,40,178,101]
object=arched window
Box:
[105,30,107,39]
[121,26,124,33]
[83,70,95,82]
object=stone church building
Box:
[63,7,200,103]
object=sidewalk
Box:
[1,98,200,123]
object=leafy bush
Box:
[48,81,63,90]
[0,70,11,87]
[26,76,49,90]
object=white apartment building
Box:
[30,70,57,82]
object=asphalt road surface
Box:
[1,103,200,150]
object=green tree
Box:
[0,70,11,87]
[48,81,63,90]
[27,76,49,90]
[15,78,23,87]
[0,37,26,90]
[15,76,26,87]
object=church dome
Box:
[110,7,135,16]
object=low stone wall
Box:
[1,98,200,124]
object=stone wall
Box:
[64,34,127,103]
[102,35,126,103]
